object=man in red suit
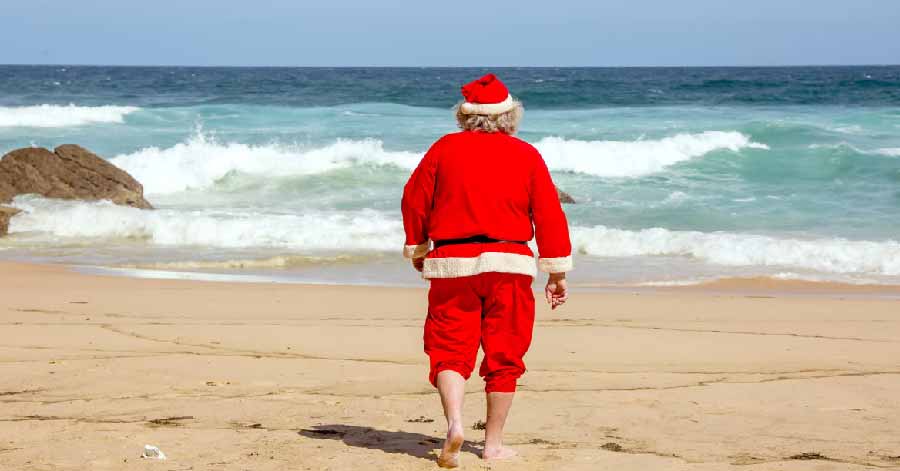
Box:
[402,73,572,467]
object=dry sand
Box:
[1,261,899,470]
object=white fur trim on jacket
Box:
[538,256,573,273]
[404,243,430,259]
[459,95,515,115]
[423,252,537,279]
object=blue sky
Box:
[3,0,899,66]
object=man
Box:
[402,73,572,468]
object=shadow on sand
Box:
[298,424,482,462]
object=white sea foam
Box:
[8,195,900,278]
[110,133,420,195]
[875,148,900,157]
[0,104,139,128]
[571,225,900,276]
[809,143,900,157]
[829,125,865,135]
[110,130,768,195]
[769,272,895,285]
[534,131,768,177]
[8,196,402,251]
[662,191,689,205]
[123,254,363,271]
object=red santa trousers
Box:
[424,272,535,393]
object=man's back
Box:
[429,130,538,242]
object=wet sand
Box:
[1,261,899,470]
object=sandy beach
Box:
[1,261,899,470]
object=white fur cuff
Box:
[403,243,429,259]
[538,256,573,273]
[459,95,515,115]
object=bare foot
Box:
[483,445,517,461]
[437,421,464,468]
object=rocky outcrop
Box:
[0,145,152,210]
[556,187,576,204]
[0,206,20,236]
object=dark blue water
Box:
[1,65,899,108]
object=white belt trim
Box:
[538,256,573,273]
[404,243,430,259]
[423,252,537,279]
[459,95,516,115]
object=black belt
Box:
[432,235,528,249]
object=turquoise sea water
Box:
[1,66,899,285]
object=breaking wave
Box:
[110,130,768,195]
[110,133,420,195]
[875,147,900,157]
[534,131,768,177]
[7,196,900,277]
[7,196,402,251]
[0,104,140,128]
[572,225,900,276]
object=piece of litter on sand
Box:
[472,420,486,430]
[406,416,435,423]
[789,452,828,460]
[147,416,194,427]
[141,445,166,460]
[602,442,624,452]
[299,428,346,437]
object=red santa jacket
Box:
[401,130,572,278]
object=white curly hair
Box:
[454,98,524,135]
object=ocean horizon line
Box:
[2,63,899,69]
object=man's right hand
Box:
[545,273,568,309]
[412,257,425,272]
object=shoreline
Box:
[56,260,900,299]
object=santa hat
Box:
[459,73,516,115]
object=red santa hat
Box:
[459,73,516,115]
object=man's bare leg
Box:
[436,370,466,468]
[483,391,517,460]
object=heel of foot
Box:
[438,429,464,468]
[483,445,517,461]
[437,452,460,468]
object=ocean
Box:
[1,65,899,286]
